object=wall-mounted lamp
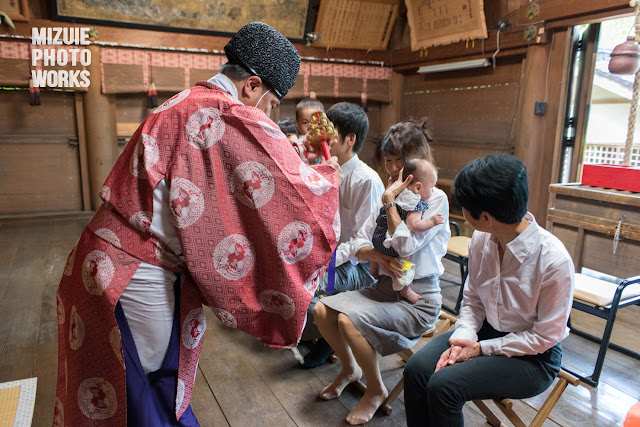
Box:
[417,58,491,74]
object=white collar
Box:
[207,74,240,102]
[341,154,360,178]
[488,212,538,264]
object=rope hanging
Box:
[624,0,640,165]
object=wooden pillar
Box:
[380,71,405,133]
[83,44,118,210]
[514,30,570,225]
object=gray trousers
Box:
[301,262,374,341]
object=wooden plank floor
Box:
[0,216,638,426]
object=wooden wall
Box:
[0,0,634,217]
[390,0,632,228]
[0,91,83,214]
[0,0,391,215]
[400,58,523,222]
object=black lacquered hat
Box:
[224,22,301,98]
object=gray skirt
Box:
[320,275,441,356]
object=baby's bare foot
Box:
[400,287,422,304]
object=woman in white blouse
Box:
[403,154,575,426]
[314,119,451,425]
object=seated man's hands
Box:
[434,338,482,372]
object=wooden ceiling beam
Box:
[7,18,392,66]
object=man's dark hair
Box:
[220,62,252,80]
[220,62,274,92]
[452,153,528,224]
[325,102,369,154]
[277,118,300,136]
[295,99,325,120]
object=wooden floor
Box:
[1,216,638,426]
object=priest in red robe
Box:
[54,22,340,426]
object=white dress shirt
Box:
[334,154,385,267]
[451,213,575,357]
[345,188,450,279]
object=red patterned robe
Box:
[54,82,340,426]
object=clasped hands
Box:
[434,338,483,372]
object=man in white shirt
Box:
[403,154,574,427]
[301,102,385,368]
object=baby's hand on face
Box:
[432,213,445,225]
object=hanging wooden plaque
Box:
[405,0,488,51]
[313,0,400,50]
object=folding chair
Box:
[442,221,470,314]
[473,369,580,427]
[564,273,640,386]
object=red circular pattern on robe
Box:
[95,228,122,249]
[278,221,314,264]
[170,178,205,229]
[212,234,255,280]
[63,245,76,276]
[258,120,285,139]
[77,377,118,420]
[57,293,65,325]
[299,163,332,195]
[109,327,124,367]
[181,308,207,350]
[333,210,341,241]
[53,397,64,427]
[69,306,85,350]
[129,211,153,233]
[153,89,191,114]
[303,267,324,296]
[81,251,115,296]
[231,161,275,209]
[186,108,226,149]
[129,134,160,179]
[259,290,295,320]
[212,307,237,328]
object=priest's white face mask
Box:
[254,89,279,117]
[255,89,271,109]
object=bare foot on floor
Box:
[319,367,362,401]
[400,286,422,303]
[346,387,389,425]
